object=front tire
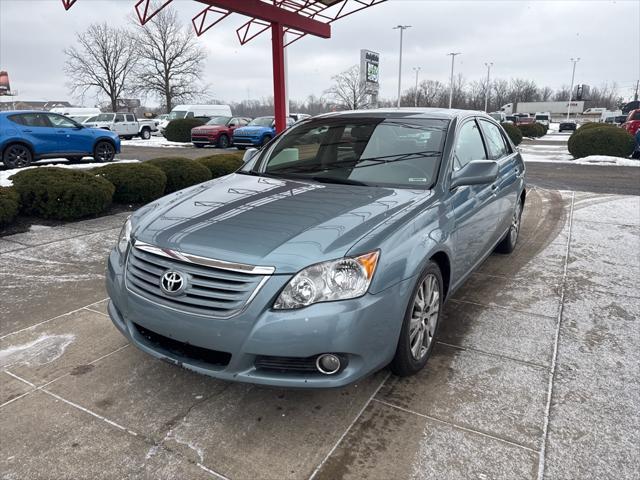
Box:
[93,141,116,163]
[495,198,523,254]
[3,144,33,168]
[390,261,443,377]
[140,128,151,140]
[217,134,230,149]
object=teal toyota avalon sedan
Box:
[106,109,526,388]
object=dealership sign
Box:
[360,49,380,95]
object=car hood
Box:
[234,126,270,136]
[132,173,431,273]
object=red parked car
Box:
[622,109,640,136]
[191,116,251,148]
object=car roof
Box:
[314,107,487,121]
[0,110,52,115]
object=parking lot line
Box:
[450,297,558,319]
[372,398,539,454]
[537,191,575,480]
[307,371,391,480]
[196,462,232,480]
[0,297,109,341]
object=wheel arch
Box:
[2,140,36,159]
[429,251,451,299]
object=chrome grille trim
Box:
[134,240,275,275]
[125,242,272,318]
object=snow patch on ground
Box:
[519,136,639,167]
[573,155,640,167]
[0,334,75,368]
[0,159,140,187]
[121,137,190,148]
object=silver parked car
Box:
[106,108,526,388]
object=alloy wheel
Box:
[409,274,440,360]
[95,142,115,162]
[5,145,31,168]
[509,201,522,245]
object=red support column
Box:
[271,23,287,134]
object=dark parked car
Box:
[558,121,577,132]
[107,108,526,388]
[0,110,121,168]
[191,116,251,148]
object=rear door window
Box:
[479,120,510,159]
[115,114,125,123]
[9,113,52,127]
[453,120,487,171]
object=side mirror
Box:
[242,148,258,163]
[451,160,499,189]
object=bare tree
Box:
[133,8,208,113]
[325,65,369,110]
[64,23,137,112]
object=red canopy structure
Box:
[61,0,386,132]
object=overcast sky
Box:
[1,0,638,107]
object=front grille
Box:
[126,246,267,317]
[254,355,318,373]
[134,323,231,367]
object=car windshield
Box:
[95,113,114,122]
[206,116,231,126]
[168,111,187,120]
[246,117,449,189]
[248,117,274,127]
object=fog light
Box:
[316,354,341,375]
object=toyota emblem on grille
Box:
[160,271,185,296]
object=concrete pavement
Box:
[0,189,638,479]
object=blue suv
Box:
[232,116,294,150]
[0,111,121,168]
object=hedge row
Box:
[518,122,547,138]
[501,123,523,146]
[165,118,207,143]
[568,126,634,159]
[1,153,245,226]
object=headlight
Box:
[273,251,380,310]
[117,217,132,255]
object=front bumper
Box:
[232,137,260,147]
[191,134,218,145]
[106,248,413,388]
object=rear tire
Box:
[390,261,443,377]
[217,134,230,149]
[3,143,33,168]
[140,128,151,140]
[495,198,523,254]
[93,141,116,163]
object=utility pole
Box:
[413,67,421,107]
[393,25,411,108]
[484,62,493,112]
[447,52,461,109]
[566,57,580,121]
[634,79,639,101]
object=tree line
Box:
[64,11,623,116]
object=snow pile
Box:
[573,155,639,167]
[0,333,75,368]
[121,136,190,148]
[0,159,140,187]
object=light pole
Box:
[413,66,421,107]
[447,52,461,109]
[566,57,580,121]
[393,25,411,108]
[484,62,493,112]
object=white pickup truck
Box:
[84,113,157,140]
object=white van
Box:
[534,112,551,126]
[159,104,232,134]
